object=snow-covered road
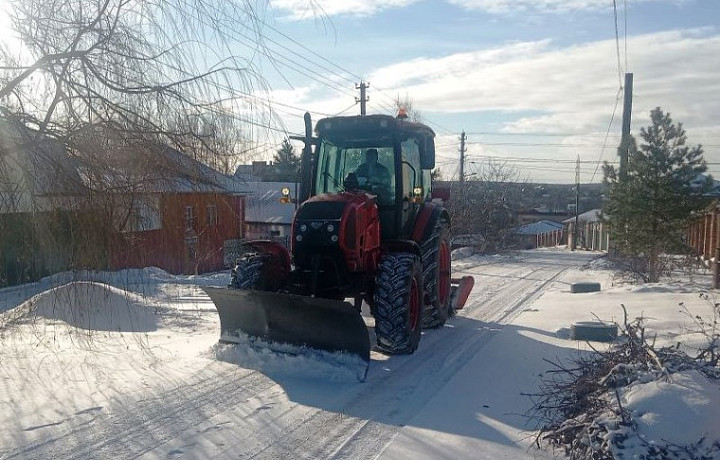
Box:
[1,250,599,459]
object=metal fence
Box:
[686,205,719,262]
[536,221,610,251]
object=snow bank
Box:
[43,266,230,289]
[1,281,158,332]
[623,370,720,447]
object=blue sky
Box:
[1,0,718,183]
[252,0,720,183]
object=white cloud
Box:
[270,0,419,20]
[363,29,720,134]
[448,0,683,14]
[353,28,719,181]
[260,28,720,181]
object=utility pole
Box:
[356,81,369,116]
[619,72,633,181]
[573,155,580,251]
[459,131,466,182]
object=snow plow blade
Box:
[203,287,371,366]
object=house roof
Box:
[514,220,565,235]
[1,119,253,215]
[0,119,87,213]
[72,141,249,195]
[562,209,602,224]
[159,147,248,194]
[244,182,298,224]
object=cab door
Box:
[399,136,424,237]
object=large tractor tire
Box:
[374,252,423,354]
[229,257,264,290]
[229,252,288,292]
[421,219,452,328]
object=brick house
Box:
[1,117,249,282]
[101,147,248,274]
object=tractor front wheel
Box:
[230,257,264,289]
[230,253,287,291]
[374,252,423,354]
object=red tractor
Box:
[204,111,473,373]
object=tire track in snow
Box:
[223,255,580,460]
[3,253,588,460]
[3,363,276,460]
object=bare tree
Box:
[0,0,270,163]
[448,160,526,252]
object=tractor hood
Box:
[296,192,376,220]
[292,192,381,274]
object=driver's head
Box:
[365,148,379,163]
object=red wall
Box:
[109,193,244,274]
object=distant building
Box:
[243,182,299,245]
[515,208,572,226]
[563,209,608,251]
[514,220,565,249]
[234,161,273,182]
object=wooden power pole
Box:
[619,73,633,181]
[356,81,369,116]
[459,131,466,182]
[573,155,580,250]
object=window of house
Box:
[185,236,198,261]
[129,207,141,232]
[121,198,161,233]
[207,205,218,226]
[185,206,194,230]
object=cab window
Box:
[315,139,396,204]
[400,137,422,200]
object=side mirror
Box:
[420,137,435,169]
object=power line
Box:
[463,131,621,137]
[466,155,619,164]
[590,87,623,182]
[256,17,363,83]
[465,141,622,148]
[612,0,624,84]
[624,0,629,73]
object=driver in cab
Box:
[354,148,391,191]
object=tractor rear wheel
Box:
[421,220,452,328]
[374,252,423,354]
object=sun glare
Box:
[0,0,11,35]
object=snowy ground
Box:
[1,248,718,459]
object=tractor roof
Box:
[315,114,435,140]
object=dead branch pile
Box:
[528,304,720,460]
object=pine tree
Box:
[602,107,709,282]
[267,139,300,182]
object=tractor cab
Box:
[310,114,436,240]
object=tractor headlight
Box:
[330,235,339,243]
[296,234,303,242]
[299,224,307,232]
[326,224,335,233]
